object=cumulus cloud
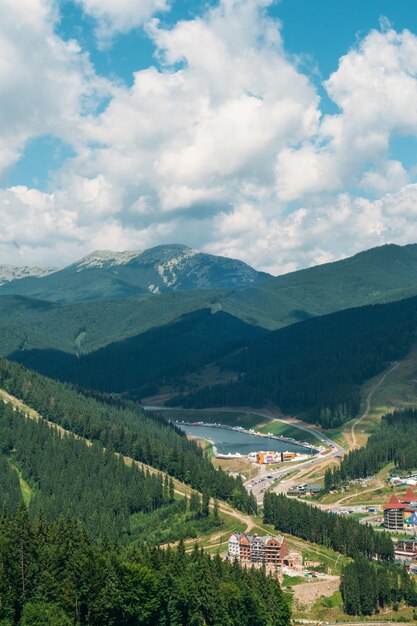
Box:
[75,0,169,42]
[276,26,417,201]
[0,0,108,179]
[206,184,417,274]
[63,0,319,230]
[3,0,417,274]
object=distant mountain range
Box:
[3,241,417,416]
[0,264,56,286]
[0,244,269,302]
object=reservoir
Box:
[176,423,315,456]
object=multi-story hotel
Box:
[228,532,301,568]
[383,488,417,531]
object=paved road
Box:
[245,441,344,503]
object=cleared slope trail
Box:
[0,387,254,527]
[0,386,343,564]
[349,361,401,450]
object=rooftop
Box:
[384,494,405,510]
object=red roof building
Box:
[384,494,406,531]
[401,487,417,504]
[383,494,405,510]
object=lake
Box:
[176,423,315,456]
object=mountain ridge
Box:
[0,243,269,302]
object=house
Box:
[401,487,417,506]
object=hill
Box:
[3,243,417,382]
[170,295,417,427]
[2,242,417,359]
[0,243,269,303]
[9,308,266,394]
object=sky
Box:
[2,0,417,274]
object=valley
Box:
[2,243,417,624]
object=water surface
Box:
[177,423,314,456]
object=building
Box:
[256,451,280,464]
[395,538,417,562]
[228,531,241,560]
[255,451,300,464]
[239,533,252,561]
[228,532,301,568]
[384,494,406,531]
[383,488,417,531]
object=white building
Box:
[228,532,241,560]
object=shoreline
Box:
[175,420,319,459]
[174,420,318,454]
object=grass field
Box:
[8,458,33,507]
[350,343,417,448]
[255,420,323,446]
[212,456,259,480]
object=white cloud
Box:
[3,0,417,275]
[76,0,169,41]
[0,0,108,179]
[276,27,417,201]
[67,0,319,226]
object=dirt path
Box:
[349,362,400,450]
[0,388,195,499]
[0,387,346,570]
[292,576,340,604]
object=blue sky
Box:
[2,0,417,271]
[10,0,417,191]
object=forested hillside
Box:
[10,309,266,394]
[0,401,171,538]
[263,492,394,560]
[0,508,291,626]
[325,408,417,487]
[0,359,256,513]
[341,557,417,615]
[172,296,417,427]
[0,455,21,515]
[4,244,417,368]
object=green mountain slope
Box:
[171,295,417,427]
[2,243,417,364]
[10,309,266,394]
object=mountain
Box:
[9,308,267,394]
[169,295,417,427]
[0,244,269,303]
[11,291,417,427]
[0,264,55,285]
[3,242,417,365]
